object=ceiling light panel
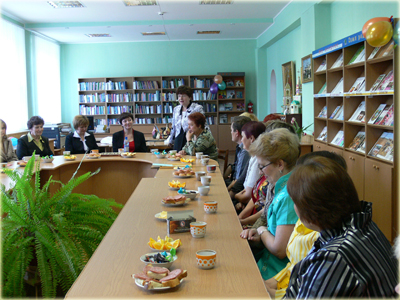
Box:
[85,34,112,38]
[141,32,166,36]
[47,1,85,8]
[200,0,233,4]
[123,0,157,6]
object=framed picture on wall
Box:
[301,54,313,83]
[282,61,295,99]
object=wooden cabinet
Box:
[78,73,246,148]
[312,31,396,242]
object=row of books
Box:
[329,105,344,120]
[219,103,233,111]
[317,106,327,118]
[133,91,161,102]
[190,78,213,89]
[218,90,243,99]
[162,78,185,89]
[368,104,394,126]
[135,104,162,115]
[349,101,366,122]
[80,105,106,115]
[348,131,366,152]
[134,117,172,124]
[348,45,365,65]
[78,81,127,91]
[348,77,365,93]
[370,71,394,92]
[331,130,344,147]
[368,40,394,59]
[316,126,328,142]
[193,90,217,100]
[133,81,160,90]
[206,116,217,125]
[107,106,132,115]
[80,93,107,103]
[368,132,393,162]
[163,102,176,114]
[200,103,217,113]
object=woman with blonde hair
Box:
[65,115,99,154]
[0,119,18,162]
[240,128,299,280]
[239,112,258,121]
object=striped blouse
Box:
[285,201,398,298]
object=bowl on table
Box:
[178,189,198,200]
[42,157,54,163]
[140,251,177,269]
[156,153,166,159]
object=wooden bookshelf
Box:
[312,31,396,242]
[78,73,245,150]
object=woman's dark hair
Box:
[241,121,266,140]
[263,113,282,124]
[231,116,251,133]
[188,112,205,129]
[287,156,360,230]
[176,85,193,99]
[118,112,134,124]
[297,151,347,170]
[27,116,44,129]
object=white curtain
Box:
[32,35,61,124]
[0,18,28,132]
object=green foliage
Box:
[1,154,122,298]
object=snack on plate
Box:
[17,161,27,167]
[172,169,195,177]
[167,153,182,159]
[180,158,195,163]
[87,153,101,158]
[64,155,77,160]
[121,152,136,157]
[133,264,187,290]
[158,211,168,219]
[148,235,181,251]
[162,195,187,205]
[168,180,186,189]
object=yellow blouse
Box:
[273,219,319,299]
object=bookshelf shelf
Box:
[312,30,396,242]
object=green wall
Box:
[60,40,256,123]
[255,0,398,134]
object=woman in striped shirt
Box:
[285,156,398,298]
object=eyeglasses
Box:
[258,162,273,171]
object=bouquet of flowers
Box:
[291,117,313,140]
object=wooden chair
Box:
[217,149,229,174]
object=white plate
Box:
[155,212,167,221]
[64,158,76,161]
[86,156,100,159]
[120,154,135,158]
[133,277,183,291]
[161,198,190,207]
[168,187,180,191]
[167,157,180,161]
[173,174,194,179]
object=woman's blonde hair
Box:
[72,115,89,130]
[239,112,258,121]
[248,128,299,169]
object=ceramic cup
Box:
[150,149,158,154]
[204,201,218,213]
[198,186,210,196]
[195,171,206,181]
[91,149,99,154]
[201,158,210,166]
[190,221,207,238]
[118,148,124,153]
[195,152,203,159]
[63,151,71,157]
[207,165,217,173]
[201,155,209,160]
[169,150,177,155]
[201,176,212,185]
[196,249,216,269]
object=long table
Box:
[1,154,269,298]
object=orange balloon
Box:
[362,17,391,37]
[366,21,393,47]
[214,75,223,84]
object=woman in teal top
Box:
[245,128,299,280]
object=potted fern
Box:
[1,154,122,298]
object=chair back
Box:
[217,149,229,174]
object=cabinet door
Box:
[217,125,236,151]
[313,141,328,152]
[364,158,393,242]
[326,145,343,157]
[344,151,365,200]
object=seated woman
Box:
[179,112,218,160]
[285,156,398,298]
[112,113,147,153]
[1,119,18,162]
[65,115,99,154]
[231,121,266,211]
[17,116,54,159]
[265,151,347,299]
[239,128,299,280]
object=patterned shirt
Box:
[285,201,398,299]
[181,128,218,161]
[166,102,204,144]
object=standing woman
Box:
[65,115,99,154]
[112,112,147,152]
[0,119,18,162]
[167,85,204,151]
[17,116,54,160]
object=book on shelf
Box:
[368,132,394,162]
[236,91,243,98]
[368,46,381,60]
[317,106,327,118]
[376,104,394,126]
[317,82,327,94]
[331,77,344,94]
[348,131,366,151]
[218,91,227,99]
[373,104,391,125]
[348,77,365,93]
[368,104,388,124]
[316,126,328,142]
[377,70,394,91]
[349,101,366,122]
[236,102,245,111]
[225,80,234,87]
[224,102,233,111]
[329,106,342,119]
[219,114,228,124]
[369,74,386,92]
[376,40,394,58]
[331,130,344,147]
[316,59,327,72]
[348,45,365,64]
[334,106,344,120]
[356,140,366,154]
[234,78,245,87]
[331,53,344,68]
[226,90,236,99]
